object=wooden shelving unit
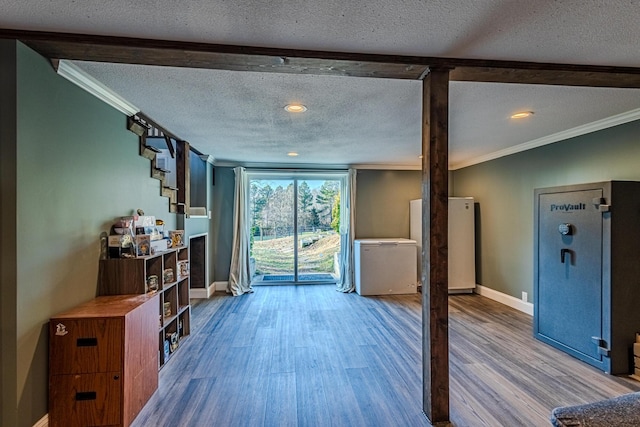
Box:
[98,246,191,369]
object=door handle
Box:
[560,248,573,264]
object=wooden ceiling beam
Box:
[450,66,640,88]
[3,28,640,87]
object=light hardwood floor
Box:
[132,285,640,427]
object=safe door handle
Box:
[561,248,573,264]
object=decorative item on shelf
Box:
[108,217,136,258]
[108,233,135,259]
[99,232,108,260]
[169,230,185,248]
[163,268,174,284]
[111,216,134,236]
[163,339,170,362]
[167,331,179,352]
[146,275,159,293]
[150,238,169,255]
[177,260,189,279]
[134,215,156,236]
[136,234,151,257]
[155,218,165,235]
[163,302,171,318]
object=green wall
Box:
[452,120,640,300]
[4,42,178,426]
[355,169,422,238]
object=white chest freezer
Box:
[354,238,417,296]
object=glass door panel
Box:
[297,179,341,282]
[249,173,344,284]
[250,179,295,282]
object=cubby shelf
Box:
[98,246,191,369]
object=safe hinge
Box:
[591,336,610,356]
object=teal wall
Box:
[4,42,178,426]
[355,169,422,238]
[452,120,640,300]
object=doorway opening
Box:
[248,171,346,285]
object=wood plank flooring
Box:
[131,286,640,427]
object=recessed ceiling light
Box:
[284,104,307,113]
[287,152,299,157]
[511,111,534,119]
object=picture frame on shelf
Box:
[136,234,151,257]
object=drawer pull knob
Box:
[75,391,97,401]
[76,338,98,347]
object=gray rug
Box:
[551,392,640,426]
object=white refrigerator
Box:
[410,197,476,292]
[354,238,417,296]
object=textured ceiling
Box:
[3,1,640,168]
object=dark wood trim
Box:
[450,66,640,88]
[421,68,450,425]
[176,140,190,215]
[136,112,182,143]
[3,29,640,86]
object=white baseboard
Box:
[190,282,217,299]
[188,281,230,298]
[33,414,48,427]
[474,285,533,316]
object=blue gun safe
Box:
[534,181,640,374]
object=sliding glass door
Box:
[249,172,345,284]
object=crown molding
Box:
[56,60,140,116]
[450,108,640,170]
[352,163,421,170]
[198,154,215,164]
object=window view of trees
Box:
[249,178,342,280]
[250,180,340,239]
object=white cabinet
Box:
[410,197,476,292]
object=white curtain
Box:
[227,166,254,296]
[336,168,356,293]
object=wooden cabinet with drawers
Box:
[49,294,159,427]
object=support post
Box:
[176,140,191,215]
[421,67,450,425]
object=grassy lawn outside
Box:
[252,232,340,275]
